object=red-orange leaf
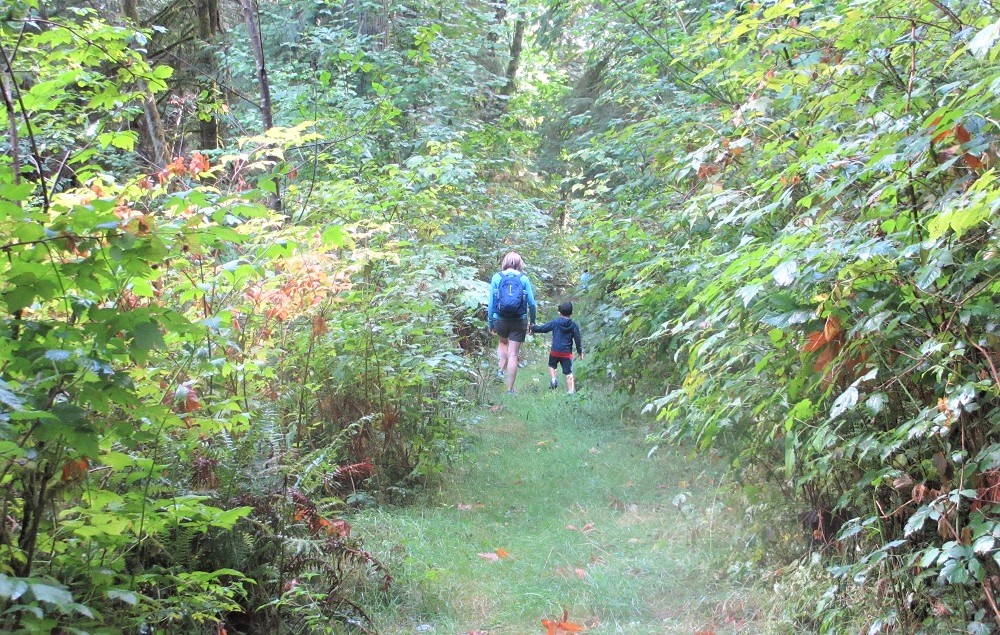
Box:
[803,330,826,352]
[955,124,972,144]
[965,153,984,169]
[61,459,89,482]
[822,316,842,342]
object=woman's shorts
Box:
[494,317,528,343]
[548,355,573,375]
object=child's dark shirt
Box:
[532,316,583,359]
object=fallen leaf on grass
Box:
[541,609,585,634]
[565,523,595,533]
[477,548,510,561]
[554,566,588,579]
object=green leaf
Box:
[130,320,165,360]
[905,506,937,537]
[28,580,73,606]
[919,547,941,568]
[321,224,347,248]
[969,19,1000,58]
[772,260,798,286]
[830,386,858,419]
[0,182,36,202]
[107,589,138,605]
[0,380,25,411]
[0,575,30,601]
[866,392,887,415]
[96,131,138,151]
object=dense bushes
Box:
[0,2,553,631]
[553,0,1000,631]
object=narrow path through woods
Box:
[354,357,762,634]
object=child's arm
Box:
[573,322,584,359]
[532,319,555,334]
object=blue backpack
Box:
[495,272,527,318]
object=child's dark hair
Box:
[558,301,573,316]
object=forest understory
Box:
[2,0,1000,633]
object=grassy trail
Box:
[354,359,759,634]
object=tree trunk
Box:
[239,0,273,130]
[354,0,390,96]
[239,0,280,210]
[0,61,19,184]
[121,0,169,167]
[500,19,525,99]
[196,0,220,149]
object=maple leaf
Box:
[496,548,511,559]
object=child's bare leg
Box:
[566,373,576,393]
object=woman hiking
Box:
[487,251,537,394]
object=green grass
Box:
[352,360,762,634]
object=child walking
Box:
[531,301,584,393]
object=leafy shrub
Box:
[557,0,1000,630]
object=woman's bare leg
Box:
[497,337,509,376]
[505,340,522,391]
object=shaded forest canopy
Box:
[2,0,1000,632]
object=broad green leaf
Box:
[830,387,858,419]
[29,580,73,606]
[130,320,165,360]
[0,575,30,601]
[0,380,24,411]
[107,589,138,605]
[969,20,1000,58]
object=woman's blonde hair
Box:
[500,251,525,272]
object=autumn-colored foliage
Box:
[541,610,585,634]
